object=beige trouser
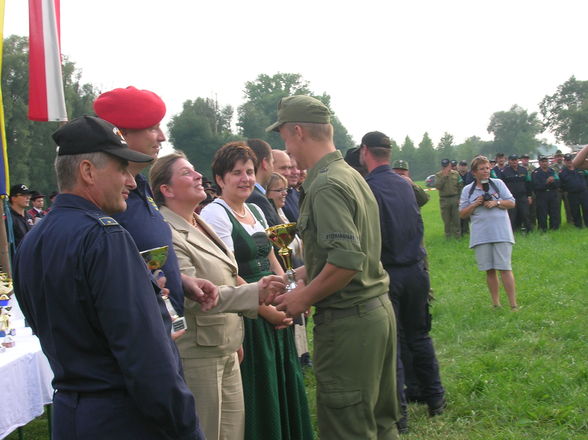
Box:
[182,352,244,440]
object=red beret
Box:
[93,86,166,130]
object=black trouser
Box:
[508,193,532,232]
[568,190,588,227]
[535,190,560,231]
[386,261,444,408]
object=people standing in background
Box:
[492,153,507,178]
[244,139,283,226]
[5,184,33,258]
[559,153,588,228]
[532,155,560,231]
[27,191,47,224]
[435,158,462,239]
[500,154,533,233]
[392,159,430,208]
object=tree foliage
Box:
[2,35,98,195]
[437,132,455,161]
[413,132,436,180]
[539,76,588,145]
[487,104,542,155]
[167,97,238,178]
[237,73,354,150]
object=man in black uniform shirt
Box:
[361,131,445,433]
[5,184,33,258]
[500,154,532,232]
[532,155,561,231]
[14,116,204,440]
[559,153,588,227]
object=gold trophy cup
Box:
[266,223,298,291]
[140,246,187,333]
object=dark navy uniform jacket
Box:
[559,167,588,193]
[365,165,426,267]
[14,194,201,440]
[532,167,560,191]
[246,185,282,226]
[501,165,532,197]
[113,174,184,314]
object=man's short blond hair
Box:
[282,122,333,142]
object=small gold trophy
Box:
[266,223,298,291]
[140,246,187,333]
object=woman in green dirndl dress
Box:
[201,142,313,440]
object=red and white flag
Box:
[28,0,67,121]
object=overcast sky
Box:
[4,0,588,152]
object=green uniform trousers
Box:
[313,295,399,440]
[440,195,461,239]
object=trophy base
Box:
[172,317,188,333]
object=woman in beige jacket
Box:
[150,152,284,440]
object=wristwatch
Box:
[497,200,501,207]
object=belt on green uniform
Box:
[313,295,387,325]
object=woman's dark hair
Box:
[211,141,258,185]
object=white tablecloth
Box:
[0,297,54,439]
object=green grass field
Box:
[8,188,588,439]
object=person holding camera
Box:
[459,156,519,310]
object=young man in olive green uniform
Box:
[435,159,463,238]
[268,96,399,440]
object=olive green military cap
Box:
[392,159,409,170]
[266,95,331,132]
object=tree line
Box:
[3,35,588,192]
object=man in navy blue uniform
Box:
[360,131,445,433]
[532,155,561,231]
[94,87,217,317]
[559,153,588,227]
[500,154,533,232]
[14,116,204,439]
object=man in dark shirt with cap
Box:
[94,87,217,318]
[362,132,445,433]
[500,154,532,232]
[14,116,204,440]
[5,184,33,258]
[559,153,588,227]
[532,155,561,231]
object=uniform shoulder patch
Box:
[98,216,119,226]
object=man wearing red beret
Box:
[94,87,218,324]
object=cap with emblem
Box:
[266,95,331,132]
[521,153,530,159]
[52,116,154,163]
[441,158,450,167]
[508,154,519,160]
[538,155,548,161]
[450,160,457,166]
[94,86,166,130]
[361,131,391,149]
[10,184,32,197]
[554,150,563,156]
[459,160,468,166]
[392,159,409,170]
[564,153,574,161]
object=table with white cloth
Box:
[0,296,54,439]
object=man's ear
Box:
[79,160,95,185]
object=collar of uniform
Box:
[254,182,266,195]
[365,164,391,180]
[301,150,343,193]
[51,193,104,212]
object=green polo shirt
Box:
[298,150,389,309]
